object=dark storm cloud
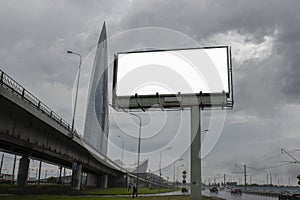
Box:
[121,0,294,37]
[109,0,300,179]
[276,24,300,100]
[114,0,300,168]
[118,0,300,103]
[0,0,127,117]
[0,0,131,86]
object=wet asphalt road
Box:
[203,190,278,200]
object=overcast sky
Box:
[1,0,300,185]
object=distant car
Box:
[210,187,218,193]
[231,188,242,195]
[279,191,300,200]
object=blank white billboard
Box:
[114,46,230,97]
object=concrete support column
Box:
[124,174,128,188]
[17,156,30,187]
[127,175,130,187]
[72,162,82,190]
[99,174,108,188]
[86,173,98,187]
[190,106,202,200]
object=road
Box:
[203,190,278,200]
[131,189,278,199]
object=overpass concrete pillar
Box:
[17,156,30,187]
[86,173,98,187]
[127,174,131,187]
[99,174,108,188]
[124,174,128,188]
[72,162,82,190]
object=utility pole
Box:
[244,164,247,191]
[232,165,245,187]
[269,171,272,185]
[266,173,269,185]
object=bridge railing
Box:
[0,69,81,138]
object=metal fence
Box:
[0,69,81,138]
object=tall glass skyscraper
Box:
[84,22,109,156]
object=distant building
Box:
[116,159,149,174]
[131,160,149,174]
[84,23,109,156]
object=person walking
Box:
[132,185,137,198]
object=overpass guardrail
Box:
[0,69,81,138]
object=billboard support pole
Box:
[190,106,202,200]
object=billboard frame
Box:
[112,46,233,111]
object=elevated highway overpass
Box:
[0,69,170,191]
[0,69,125,189]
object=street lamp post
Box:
[117,136,125,169]
[118,136,125,190]
[121,141,124,169]
[129,113,142,197]
[173,158,183,191]
[159,147,172,189]
[67,50,82,137]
